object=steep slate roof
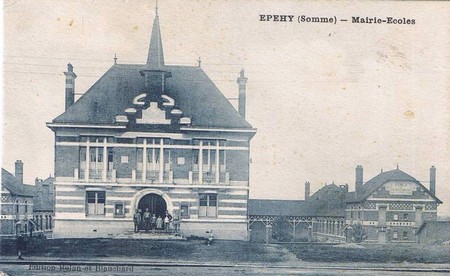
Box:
[53,11,252,130]
[1,168,35,197]
[346,168,442,203]
[53,65,251,129]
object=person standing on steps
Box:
[133,209,141,233]
[172,212,180,233]
[164,215,170,233]
[151,214,157,231]
[156,215,163,231]
[143,208,151,233]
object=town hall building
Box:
[47,8,256,239]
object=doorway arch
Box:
[132,189,174,216]
[138,193,167,218]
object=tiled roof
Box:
[248,198,345,217]
[52,64,252,129]
[346,169,442,203]
[1,168,35,197]
[307,184,347,217]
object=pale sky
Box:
[2,0,450,216]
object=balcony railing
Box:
[78,169,116,182]
[190,171,229,184]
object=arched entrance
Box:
[138,193,167,218]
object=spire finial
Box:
[146,1,164,67]
[397,164,399,169]
[114,53,117,64]
[198,57,202,67]
[156,0,158,16]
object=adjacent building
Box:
[1,161,54,237]
[249,166,443,244]
[47,9,255,239]
[33,175,55,235]
[345,166,442,243]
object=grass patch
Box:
[284,243,450,263]
[0,238,286,263]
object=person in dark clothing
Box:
[17,234,26,260]
[133,209,142,233]
[143,208,151,233]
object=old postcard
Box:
[1,0,449,275]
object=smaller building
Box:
[33,176,55,235]
[1,161,55,237]
[345,166,442,243]
[249,165,443,244]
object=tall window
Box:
[393,231,398,240]
[25,201,28,213]
[199,194,217,217]
[393,214,398,221]
[86,191,106,216]
[403,213,408,221]
[180,204,189,218]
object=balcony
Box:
[77,168,116,182]
[134,170,173,184]
[189,171,229,185]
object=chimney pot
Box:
[15,160,24,184]
[355,165,363,195]
[305,181,311,200]
[237,69,248,118]
[430,166,436,195]
[64,63,77,111]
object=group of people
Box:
[133,209,179,233]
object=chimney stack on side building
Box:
[305,181,311,200]
[15,160,23,184]
[64,63,77,111]
[355,165,363,195]
[430,165,436,195]
[237,69,248,118]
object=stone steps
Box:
[115,230,185,240]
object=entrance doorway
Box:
[137,193,167,218]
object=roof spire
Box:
[146,1,164,68]
[198,57,202,67]
[114,53,117,64]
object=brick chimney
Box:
[355,165,363,195]
[430,166,436,195]
[237,69,248,118]
[15,160,23,184]
[64,63,77,111]
[305,181,310,200]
